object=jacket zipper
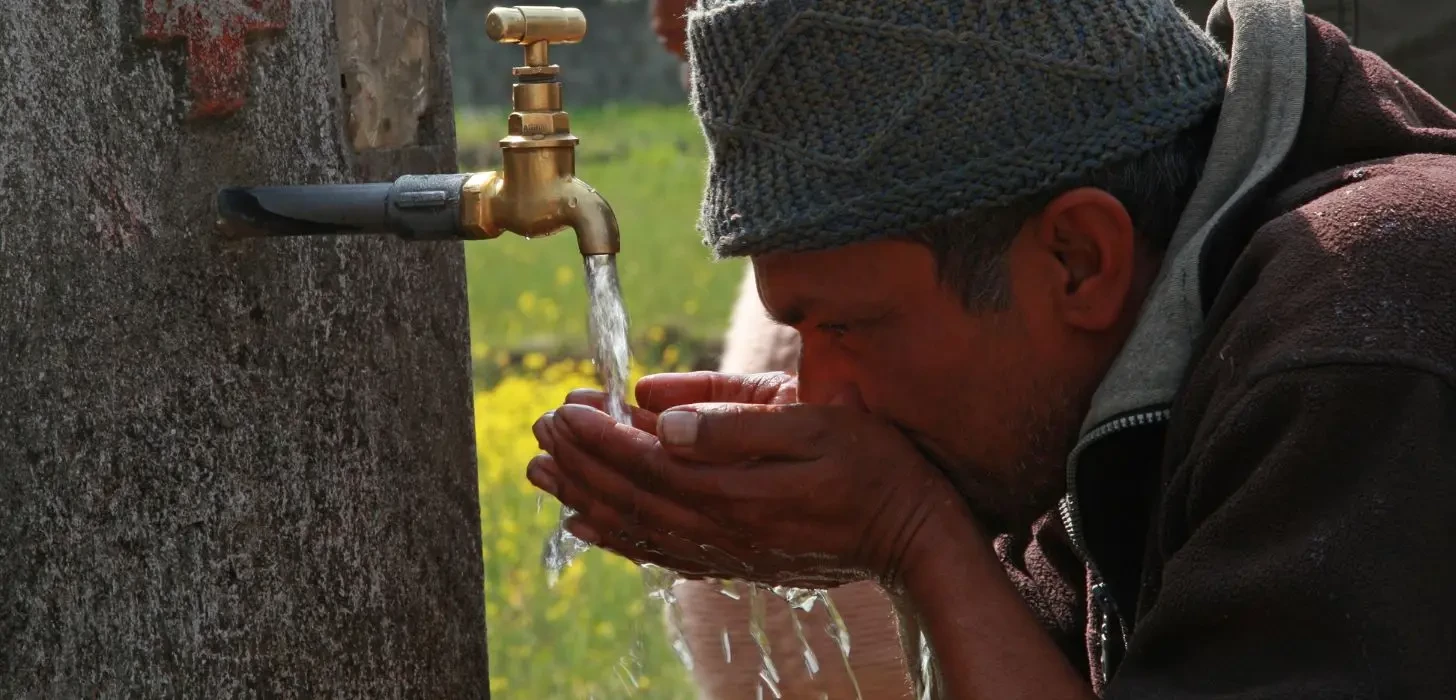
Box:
[1058,407,1171,685]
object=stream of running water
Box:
[543,253,864,697]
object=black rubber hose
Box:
[216,174,471,241]
[216,183,393,238]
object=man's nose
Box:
[794,344,864,408]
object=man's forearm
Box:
[896,506,1096,700]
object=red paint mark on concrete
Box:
[142,0,290,119]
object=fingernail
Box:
[658,410,699,447]
[566,519,599,544]
[554,403,602,436]
[532,412,557,451]
[526,461,558,496]
[566,388,602,404]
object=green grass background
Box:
[465,104,740,698]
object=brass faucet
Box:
[215,5,621,257]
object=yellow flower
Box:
[496,535,519,561]
[516,290,538,315]
[473,349,693,696]
[541,297,561,323]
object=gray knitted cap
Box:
[686,0,1228,258]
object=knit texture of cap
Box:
[686,0,1229,258]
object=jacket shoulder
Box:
[1204,155,1456,386]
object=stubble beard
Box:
[929,383,1087,536]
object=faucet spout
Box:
[561,178,620,256]
[457,7,619,256]
[457,169,620,256]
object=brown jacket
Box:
[1062,12,1456,697]
[1179,0,1456,107]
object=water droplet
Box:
[821,593,852,657]
[818,591,865,698]
[760,670,783,698]
[790,609,820,676]
[916,630,935,700]
[748,585,786,695]
[567,196,578,209]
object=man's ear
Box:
[1031,187,1138,332]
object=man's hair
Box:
[908,106,1222,310]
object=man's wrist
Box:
[894,492,994,593]
[889,494,1098,700]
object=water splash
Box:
[819,590,863,700]
[748,586,784,699]
[789,606,821,677]
[644,565,696,671]
[583,254,632,425]
[770,586,820,613]
[818,591,852,659]
[543,254,632,586]
[916,629,935,700]
[540,253,865,696]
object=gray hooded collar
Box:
[1078,0,1310,434]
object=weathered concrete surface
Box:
[337,0,436,151]
[0,1,488,697]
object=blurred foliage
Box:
[460,104,746,361]
[475,358,696,699]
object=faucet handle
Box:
[487,6,586,72]
[486,6,586,47]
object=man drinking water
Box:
[533,0,1456,696]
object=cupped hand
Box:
[527,371,960,590]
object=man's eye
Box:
[817,323,849,338]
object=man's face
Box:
[752,229,1135,532]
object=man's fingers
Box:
[533,445,726,578]
[656,402,829,462]
[636,371,796,412]
[562,389,659,432]
[562,515,717,578]
[552,404,734,496]
[536,409,728,527]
